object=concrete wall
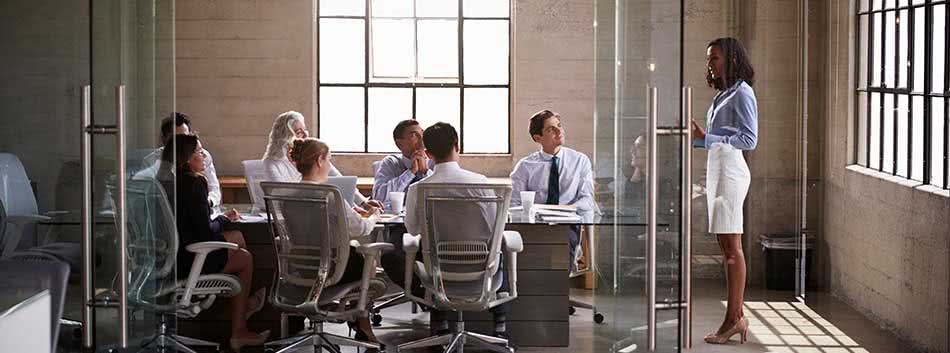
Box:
[175,0,595,177]
[820,1,950,352]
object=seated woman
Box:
[287,137,383,350]
[261,111,383,208]
[160,134,269,351]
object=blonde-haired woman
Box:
[288,137,384,352]
[261,111,382,208]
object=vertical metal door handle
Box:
[116,85,129,348]
[681,86,693,350]
[80,85,94,348]
[647,86,658,352]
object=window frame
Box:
[855,0,950,189]
[316,0,513,154]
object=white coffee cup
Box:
[389,191,406,215]
[520,191,536,214]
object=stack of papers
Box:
[532,204,581,222]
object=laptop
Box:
[324,176,359,207]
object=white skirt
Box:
[706,143,751,234]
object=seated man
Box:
[136,112,222,206]
[510,109,598,271]
[405,122,511,340]
[371,119,434,210]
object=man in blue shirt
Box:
[510,109,598,271]
[372,119,434,210]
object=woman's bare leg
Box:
[717,233,746,332]
[221,247,256,337]
[223,230,247,249]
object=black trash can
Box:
[760,234,814,291]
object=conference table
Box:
[177,204,654,348]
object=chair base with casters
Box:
[569,299,605,324]
[397,311,514,353]
[264,319,382,353]
[139,314,222,353]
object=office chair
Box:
[260,181,391,353]
[119,179,242,353]
[243,160,267,211]
[0,259,70,352]
[0,153,53,259]
[569,225,605,323]
[398,183,523,353]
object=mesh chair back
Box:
[261,181,351,310]
[108,178,178,308]
[415,183,511,305]
[0,259,69,351]
[0,153,39,217]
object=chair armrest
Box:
[354,242,394,256]
[6,214,51,226]
[185,241,239,254]
[503,231,523,253]
[402,233,420,253]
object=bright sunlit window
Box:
[855,0,949,189]
[317,0,511,153]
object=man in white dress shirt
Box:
[404,122,512,341]
[509,109,598,271]
[134,112,222,206]
[371,119,434,210]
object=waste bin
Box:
[760,233,814,291]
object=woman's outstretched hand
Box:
[691,119,706,140]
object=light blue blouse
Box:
[693,80,758,150]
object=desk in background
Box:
[218,176,511,204]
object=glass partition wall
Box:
[593,1,813,352]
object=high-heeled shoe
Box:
[349,321,385,353]
[703,318,749,344]
[229,330,271,352]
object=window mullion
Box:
[923,4,933,185]
[458,0,465,153]
[365,2,371,153]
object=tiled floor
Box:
[353,279,913,353]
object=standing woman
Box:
[692,37,758,344]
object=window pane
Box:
[912,96,924,180]
[320,19,365,84]
[933,5,946,93]
[912,0,924,5]
[859,16,869,89]
[367,88,413,152]
[858,92,869,166]
[416,88,460,131]
[885,11,896,88]
[416,0,458,17]
[463,20,509,85]
[913,7,925,91]
[417,20,459,78]
[931,98,946,187]
[860,0,869,12]
[873,12,883,86]
[883,94,895,173]
[463,88,508,153]
[320,0,365,16]
[371,19,415,79]
[463,0,509,17]
[371,0,412,17]
[319,87,365,152]
[870,93,881,169]
[898,10,908,88]
[897,95,909,177]
[885,0,896,9]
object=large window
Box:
[856,0,949,189]
[317,0,511,153]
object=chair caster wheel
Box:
[372,313,383,326]
[568,306,576,315]
[594,312,605,323]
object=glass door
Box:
[593,0,688,352]
[87,0,176,350]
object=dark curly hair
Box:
[706,37,755,90]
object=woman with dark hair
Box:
[691,37,758,344]
[161,134,270,350]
